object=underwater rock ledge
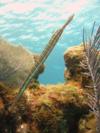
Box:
[0,43,96,133]
[0,38,44,88]
[64,44,92,88]
[0,83,89,133]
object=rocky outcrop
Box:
[0,43,96,133]
[0,38,44,88]
[64,45,92,88]
[78,113,96,133]
[64,44,96,133]
[0,83,89,133]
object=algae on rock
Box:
[64,45,92,88]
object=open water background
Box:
[0,0,100,84]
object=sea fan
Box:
[83,23,100,133]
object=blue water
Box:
[0,0,100,84]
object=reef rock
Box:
[0,38,44,88]
[78,113,96,133]
[0,43,96,133]
[64,45,92,88]
[0,83,89,133]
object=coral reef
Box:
[82,25,100,133]
[64,45,92,88]
[0,43,96,133]
[0,82,89,133]
[79,113,96,133]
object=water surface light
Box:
[0,0,100,84]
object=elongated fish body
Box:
[12,14,74,105]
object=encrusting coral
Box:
[64,44,92,88]
[1,23,99,132]
[0,42,98,133]
[0,82,89,133]
[0,42,97,133]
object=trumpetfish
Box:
[10,14,74,108]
